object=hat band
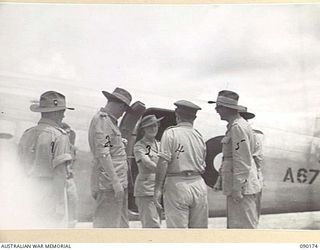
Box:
[216,96,238,106]
[39,104,66,108]
[112,93,130,105]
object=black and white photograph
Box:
[1,2,320,232]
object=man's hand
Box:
[153,189,163,210]
[231,190,243,203]
[112,181,124,200]
[121,138,128,147]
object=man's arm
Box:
[98,154,123,199]
[153,157,168,210]
[231,124,252,202]
[154,129,172,209]
[253,132,264,169]
[52,134,73,221]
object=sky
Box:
[1,3,320,127]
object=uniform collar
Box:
[100,107,118,125]
[38,118,61,128]
[141,136,156,145]
[176,121,193,128]
[226,115,242,130]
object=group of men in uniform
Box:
[18,87,263,229]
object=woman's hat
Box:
[140,115,164,128]
[30,91,74,113]
[208,90,245,111]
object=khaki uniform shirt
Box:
[18,118,72,178]
[253,130,264,187]
[88,108,128,191]
[221,117,261,196]
[133,138,160,196]
[158,122,206,173]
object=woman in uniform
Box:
[134,115,164,228]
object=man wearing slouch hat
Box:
[88,87,132,228]
[208,90,261,228]
[18,91,75,228]
[239,107,264,219]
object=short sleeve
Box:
[158,129,173,162]
[133,141,146,163]
[253,133,263,157]
[253,132,264,169]
[52,134,73,168]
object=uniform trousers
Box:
[93,188,129,228]
[135,196,160,228]
[227,194,259,229]
[255,191,262,219]
[164,175,208,228]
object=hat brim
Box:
[140,116,164,128]
[30,104,74,113]
[0,133,13,139]
[240,111,255,120]
[102,91,132,111]
[207,101,245,111]
[102,91,129,106]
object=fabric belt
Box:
[166,171,202,177]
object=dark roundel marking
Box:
[202,136,224,188]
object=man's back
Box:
[154,99,208,228]
[18,119,70,178]
[159,122,206,173]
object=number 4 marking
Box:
[309,169,320,184]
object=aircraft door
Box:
[119,101,146,215]
[119,101,146,154]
